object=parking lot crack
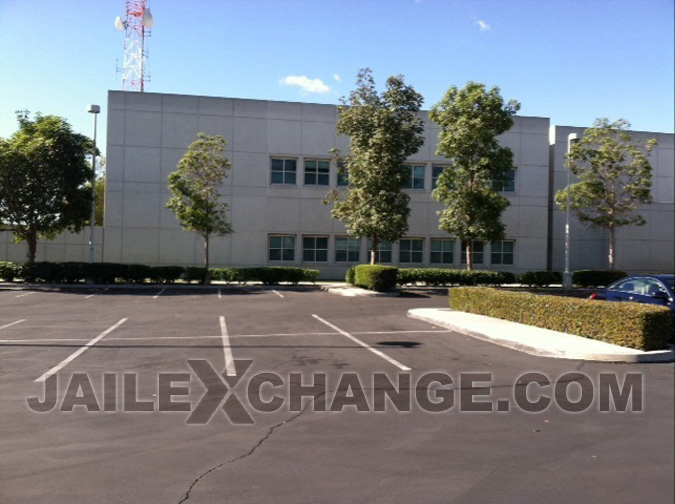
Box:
[177,392,326,503]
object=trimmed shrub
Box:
[449,287,672,351]
[354,265,398,292]
[89,263,125,284]
[182,267,207,284]
[397,268,515,287]
[0,261,18,281]
[345,266,356,285]
[573,270,627,288]
[149,266,185,284]
[518,271,562,287]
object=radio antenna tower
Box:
[115,1,154,92]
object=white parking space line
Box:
[0,319,26,331]
[34,318,128,383]
[271,290,284,298]
[218,289,222,299]
[153,288,166,299]
[84,288,108,299]
[353,330,451,335]
[15,292,37,298]
[312,314,411,371]
[219,316,236,376]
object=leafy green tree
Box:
[429,82,520,270]
[94,173,105,226]
[326,68,425,264]
[0,113,93,263]
[555,118,655,270]
[167,133,233,284]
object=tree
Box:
[326,68,425,264]
[94,173,105,226]
[555,118,655,270]
[429,82,520,270]
[166,133,233,284]
[0,113,93,263]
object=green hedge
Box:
[345,266,356,285]
[518,271,562,287]
[0,261,319,286]
[449,287,672,351]
[354,265,398,292]
[572,270,627,288]
[397,268,516,287]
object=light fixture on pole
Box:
[87,104,100,265]
[563,132,578,289]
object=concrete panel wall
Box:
[549,125,674,273]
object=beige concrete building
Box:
[1,90,673,278]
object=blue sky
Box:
[1,0,673,157]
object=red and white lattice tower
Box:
[115,1,153,92]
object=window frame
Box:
[490,240,515,265]
[399,238,425,264]
[268,234,296,262]
[430,238,455,264]
[302,235,329,263]
[270,158,297,186]
[335,236,361,263]
[491,168,516,193]
[403,164,426,190]
[460,240,484,265]
[304,159,331,187]
[366,239,393,264]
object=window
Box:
[271,158,297,185]
[491,240,514,265]
[269,235,295,261]
[337,161,349,187]
[492,169,515,192]
[460,240,484,265]
[404,164,426,190]
[432,165,445,190]
[303,236,328,262]
[399,238,424,263]
[335,237,360,262]
[366,239,393,263]
[304,159,330,186]
[430,238,454,264]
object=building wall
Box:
[549,125,674,273]
[103,91,552,278]
[2,91,671,280]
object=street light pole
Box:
[87,105,100,265]
[563,132,578,289]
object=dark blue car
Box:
[590,274,675,334]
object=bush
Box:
[182,267,207,284]
[354,265,398,292]
[397,268,515,287]
[518,271,562,287]
[149,266,185,284]
[449,287,672,351]
[573,270,627,288]
[345,266,356,285]
[0,261,18,281]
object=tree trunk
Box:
[27,226,37,264]
[370,236,378,265]
[466,240,473,271]
[203,235,211,285]
[608,226,615,271]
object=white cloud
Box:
[279,75,331,94]
[333,73,341,82]
[475,20,491,31]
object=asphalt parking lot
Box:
[1,286,673,504]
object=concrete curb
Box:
[408,308,675,363]
[0,282,323,292]
[319,284,400,297]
